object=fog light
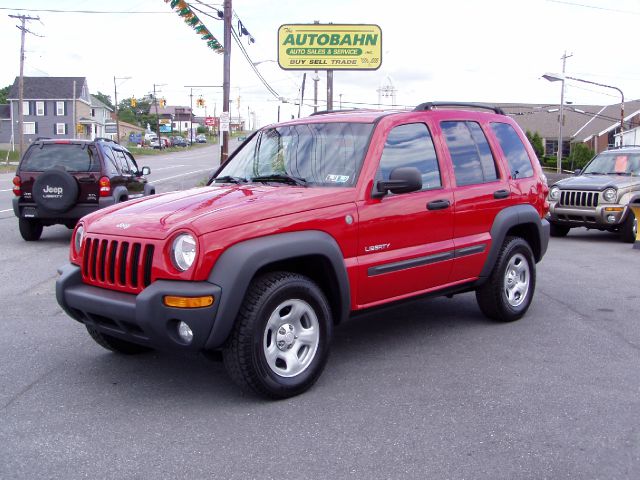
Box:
[607,214,616,223]
[177,321,194,343]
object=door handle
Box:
[427,199,451,210]
[493,189,510,199]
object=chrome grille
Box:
[559,190,599,208]
[82,236,154,292]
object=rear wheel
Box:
[476,236,536,322]
[223,272,332,399]
[550,222,570,237]
[18,218,43,241]
[620,210,637,243]
[85,325,153,355]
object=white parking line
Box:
[150,165,186,171]
[0,208,13,213]
[0,189,13,192]
[153,169,212,183]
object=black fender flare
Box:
[479,204,550,279]
[111,185,129,203]
[204,230,350,349]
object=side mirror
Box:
[141,166,151,176]
[374,167,422,197]
[574,169,582,175]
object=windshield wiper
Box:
[214,175,248,184]
[584,171,605,175]
[251,174,308,186]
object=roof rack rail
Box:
[34,137,52,142]
[94,137,119,144]
[309,108,377,116]
[414,102,505,115]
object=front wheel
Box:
[223,272,333,399]
[475,236,536,322]
[620,210,637,243]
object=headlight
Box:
[171,233,197,271]
[74,225,84,253]
[603,188,617,202]
[549,186,560,201]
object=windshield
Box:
[583,152,640,175]
[20,144,99,172]
[216,122,374,187]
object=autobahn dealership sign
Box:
[278,24,382,70]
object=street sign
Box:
[278,24,382,70]
[220,112,230,132]
[104,123,117,134]
[205,116,217,126]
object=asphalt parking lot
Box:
[0,192,638,479]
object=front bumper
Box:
[548,202,631,229]
[56,263,222,351]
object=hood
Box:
[554,174,640,191]
[84,185,355,239]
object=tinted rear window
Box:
[21,144,100,172]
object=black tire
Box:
[18,218,43,241]
[32,168,79,213]
[620,210,637,243]
[475,236,536,322]
[85,324,153,355]
[550,222,570,237]
[223,272,333,399]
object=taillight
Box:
[12,176,21,196]
[99,176,111,197]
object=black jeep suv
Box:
[12,138,154,241]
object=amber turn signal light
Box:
[163,295,214,308]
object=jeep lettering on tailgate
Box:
[56,102,550,399]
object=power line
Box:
[0,6,172,14]
[546,0,640,15]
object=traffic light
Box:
[197,97,205,107]
[159,98,166,108]
[130,97,137,107]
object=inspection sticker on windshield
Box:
[326,174,350,183]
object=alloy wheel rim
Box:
[504,253,530,308]
[263,299,320,378]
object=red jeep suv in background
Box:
[56,103,550,398]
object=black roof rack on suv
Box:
[414,102,505,115]
[94,137,119,144]
[607,145,640,150]
[310,108,379,116]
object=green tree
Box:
[567,143,595,170]
[93,91,114,110]
[0,84,11,104]
[526,130,544,159]
[117,96,158,131]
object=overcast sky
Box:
[1,0,639,127]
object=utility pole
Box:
[189,88,193,144]
[221,0,232,164]
[10,14,40,158]
[556,51,573,173]
[298,73,306,118]
[153,83,166,149]
[313,71,319,113]
[113,76,131,143]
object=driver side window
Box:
[376,123,442,191]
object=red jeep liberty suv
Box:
[56,103,550,398]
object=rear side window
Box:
[20,144,99,172]
[490,122,534,179]
[441,121,498,186]
[377,123,442,190]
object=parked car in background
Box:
[195,134,207,143]
[547,146,639,242]
[150,137,170,149]
[13,138,154,241]
[170,136,187,147]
